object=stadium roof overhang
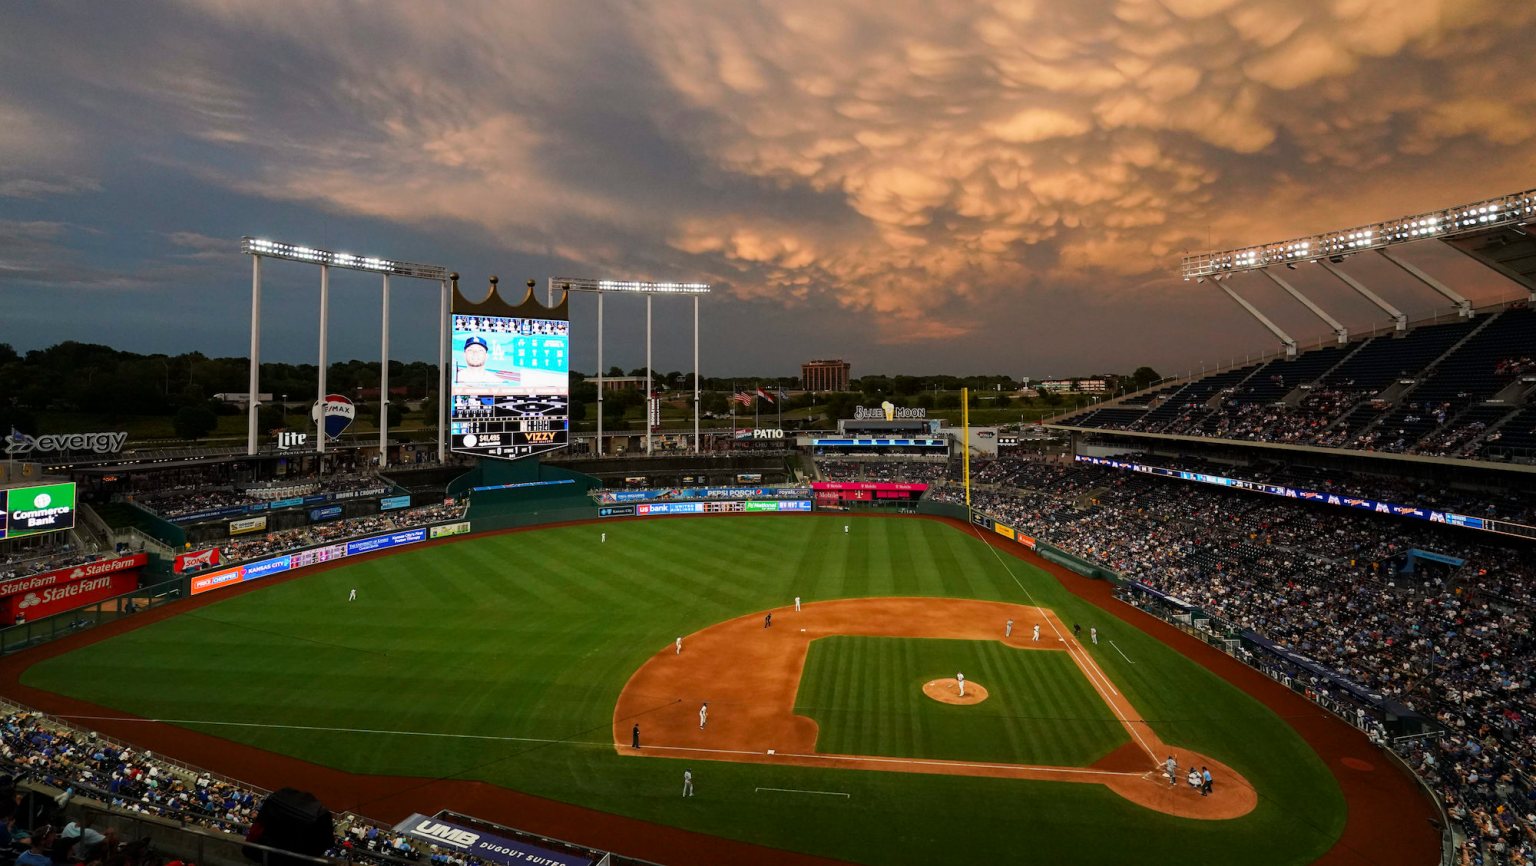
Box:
[1444,223,1536,294]
[1180,187,1536,280]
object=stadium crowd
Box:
[217,502,465,564]
[0,706,499,866]
[930,457,1536,863]
[0,549,103,583]
[814,459,952,483]
[130,474,386,520]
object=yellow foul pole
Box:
[962,387,971,508]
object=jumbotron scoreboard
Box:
[449,310,570,461]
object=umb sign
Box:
[393,813,593,866]
[3,482,77,539]
[853,402,926,420]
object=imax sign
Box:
[5,431,127,456]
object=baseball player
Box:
[956,672,965,697]
[456,336,503,386]
[1005,619,1013,637]
[1091,626,1099,645]
[632,724,641,749]
[794,596,801,612]
[1165,755,1178,787]
[682,769,694,797]
[1032,623,1041,642]
[764,613,772,628]
[843,525,849,533]
[699,702,708,729]
[675,636,683,655]
[348,588,356,602]
[602,532,607,543]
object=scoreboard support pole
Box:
[646,294,653,456]
[380,273,391,469]
[317,264,330,460]
[597,289,605,457]
[438,278,449,464]
[247,255,262,456]
[693,294,700,454]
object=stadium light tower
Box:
[240,238,450,467]
[550,278,712,456]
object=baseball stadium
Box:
[0,182,1533,866]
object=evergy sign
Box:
[393,814,592,866]
[4,431,127,455]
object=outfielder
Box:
[348,589,356,602]
[794,596,801,612]
[602,532,607,543]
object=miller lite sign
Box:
[276,431,309,450]
[311,394,356,440]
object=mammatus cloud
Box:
[3,0,1535,354]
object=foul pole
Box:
[962,387,971,508]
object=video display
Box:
[450,313,570,460]
[2,482,77,539]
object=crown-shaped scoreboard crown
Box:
[450,275,570,321]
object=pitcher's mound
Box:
[923,678,988,705]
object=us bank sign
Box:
[5,431,128,456]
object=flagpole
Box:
[776,380,782,430]
[730,380,736,441]
[754,382,759,429]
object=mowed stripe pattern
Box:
[795,636,1127,767]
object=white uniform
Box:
[601,532,606,543]
[1005,619,1013,637]
[1033,624,1040,642]
[1091,627,1099,645]
[348,589,356,601]
[699,703,708,729]
[956,672,965,697]
[682,769,694,797]
[794,596,801,612]
[676,637,683,654]
[843,525,849,533]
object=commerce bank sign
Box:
[5,431,128,456]
[853,402,926,421]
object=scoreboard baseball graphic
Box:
[450,276,570,461]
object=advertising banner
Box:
[173,548,222,574]
[7,571,139,622]
[993,522,1015,540]
[229,516,268,535]
[190,567,245,596]
[598,505,636,518]
[1073,455,1524,539]
[346,528,428,556]
[0,553,148,598]
[744,500,779,512]
[240,555,292,582]
[393,814,592,866]
[380,495,412,511]
[1016,533,1036,550]
[428,521,471,539]
[812,482,929,493]
[309,505,344,522]
[289,543,347,568]
[3,482,77,539]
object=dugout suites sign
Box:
[394,814,592,866]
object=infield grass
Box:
[22,515,1346,866]
[796,635,1127,766]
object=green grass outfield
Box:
[796,636,1128,766]
[22,516,1345,865]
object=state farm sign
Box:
[7,571,139,622]
[0,553,148,599]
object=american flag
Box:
[731,392,754,406]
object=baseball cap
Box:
[464,336,488,350]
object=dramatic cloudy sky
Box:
[2,1,1533,378]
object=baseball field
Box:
[7,515,1429,865]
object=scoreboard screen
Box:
[450,313,570,460]
[2,482,77,539]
